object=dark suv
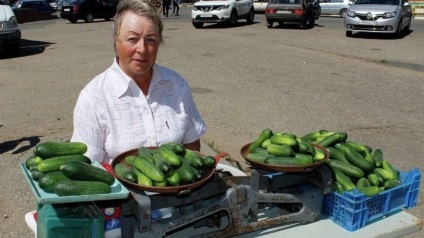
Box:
[265,0,321,28]
[60,0,118,23]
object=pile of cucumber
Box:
[25,141,115,196]
[114,143,216,187]
[301,130,402,197]
[247,129,327,166]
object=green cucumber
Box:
[316,132,347,148]
[60,161,115,185]
[326,147,349,163]
[264,156,308,166]
[31,170,44,181]
[252,147,269,154]
[249,129,273,152]
[356,177,371,188]
[176,158,197,184]
[132,156,165,182]
[261,139,272,148]
[334,181,346,194]
[367,173,381,186]
[357,186,380,197]
[137,147,154,163]
[374,168,397,181]
[297,142,316,156]
[130,167,153,186]
[266,144,294,157]
[335,143,375,172]
[37,155,91,173]
[300,131,321,142]
[270,134,298,147]
[124,155,137,166]
[154,180,168,187]
[114,163,137,183]
[383,179,402,189]
[158,145,181,166]
[343,140,372,154]
[382,160,399,180]
[38,171,70,193]
[202,156,216,169]
[34,141,87,159]
[166,143,186,155]
[294,153,314,164]
[332,168,355,191]
[246,152,274,163]
[53,180,111,196]
[25,155,43,169]
[183,149,205,169]
[373,149,383,167]
[313,147,327,162]
[326,159,364,179]
[153,152,172,173]
[166,169,181,186]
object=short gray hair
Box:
[113,0,164,51]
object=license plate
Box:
[276,10,292,14]
[359,20,376,26]
[64,8,70,12]
[201,13,212,18]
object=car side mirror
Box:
[404,2,410,7]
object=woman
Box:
[71,0,207,164]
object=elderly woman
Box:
[71,0,207,164]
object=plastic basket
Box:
[322,168,421,231]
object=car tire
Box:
[404,18,411,33]
[346,31,353,37]
[394,20,402,39]
[84,13,94,23]
[229,11,237,27]
[246,8,254,24]
[267,20,273,28]
[69,18,78,23]
[339,8,347,18]
[192,22,203,28]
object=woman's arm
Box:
[184,139,201,152]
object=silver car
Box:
[319,0,352,18]
[344,0,412,38]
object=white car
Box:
[192,0,255,28]
[319,0,352,18]
[0,4,21,54]
[254,0,268,12]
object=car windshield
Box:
[354,0,399,5]
[63,0,82,4]
[269,0,302,4]
[13,1,22,6]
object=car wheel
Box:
[346,31,353,37]
[394,20,402,39]
[192,22,203,29]
[267,20,273,28]
[84,13,94,23]
[404,18,411,33]
[229,11,237,27]
[69,18,78,23]
[246,8,254,24]
[339,8,347,18]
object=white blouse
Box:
[71,58,207,164]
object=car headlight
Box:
[8,16,18,28]
[216,5,230,11]
[192,6,199,11]
[347,10,355,18]
[383,12,397,19]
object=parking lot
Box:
[1,6,423,238]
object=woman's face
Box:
[115,11,160,80]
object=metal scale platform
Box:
[120,165,333,238]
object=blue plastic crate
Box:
[322,168,421,231]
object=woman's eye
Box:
[128,37,138,43]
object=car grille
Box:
[355,13,383,21]
[351,25,386,31]
[197,6,221,12]
[194,15,220,20]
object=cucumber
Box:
[326,147,349,163]
[374,168,397,181]
[316,131,335,143]
[31,170,44,181]
[383,179,402,189]
[300,131,321,142]
[166,143,186,155]
[343,140,372,154]
[313,147,327,162]
[332,168,355,191]
[137,147,154,163]
[158,145,181,166]
[53,180,111,196]
[25,155,43,169]
[183,149,205,169]
[266,144,294,157]
[294,153,314,165]
[154,180,168,187]
[326,159,364,179]
[316,132,347,148]
[264,156,308,166]
[166,169,181,186]
[382,160,399,180]
[270,134,298,147]
[38,171,70,193]
[356,177,371,188]
[297,142,316,156]
[373,149,383,167]
[37,155,91,173]
[249,129,273,152]
[202,156,216,169]
[34,141,87,159]
[114,163,137,183]
[367,173,381,186]
[130,167,153,186]
[176,158,197,184]
[334,181,346,194]
[246,152,274,163]
[357,186,380,197]
[124,155,137,165]
[153,152,172,173]
[252,147,268,154]
[132,156,165,182]
[363,151,375,164]
[60,161,115,185]
[261,139,272,148]
[335,143,375,172]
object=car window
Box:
[354,0,399,4]
[269,0,301,3]
[63,0,82,4]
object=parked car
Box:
[49,0,63,10]
[254,0,268,12]
[265,0,320,28]
[60,0,118,23]
[0,4,21,54]
[319,0,351,18]
[344,0,412,38]
[11,0,55,13]
[191,0,255,28]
